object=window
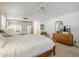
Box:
[1,15,7,30]
[12,25,22,32]
[7,20,33,35]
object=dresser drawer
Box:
[53,33,73,46]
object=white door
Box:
[27,24,32,34]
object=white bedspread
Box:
[0,34,55,57]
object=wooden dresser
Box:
[53,32,73,46]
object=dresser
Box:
[53,32,73,46]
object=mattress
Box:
[0,34,55,57]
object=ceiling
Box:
[0,2,79,20]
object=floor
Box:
[49,42,79,57]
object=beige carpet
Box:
[49,42,79,57]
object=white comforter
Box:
[0,34,55,57]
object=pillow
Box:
[0,34,8,47]
[4,30,14,37]
[0,34,4,38]
[1,33,11,37]
[0,40,5,47]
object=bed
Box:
[0,33,55,57]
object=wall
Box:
[44,11,79,46]
[29,16,45,34]
[0,14,1,29]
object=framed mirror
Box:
[55,21,63,32]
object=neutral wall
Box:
[44,11,79,46]
[0,15,1,29]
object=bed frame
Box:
[39,32,55,57]
[37,46,55,57]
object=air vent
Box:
[23,17,28,20]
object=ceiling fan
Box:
[36,2,47,15]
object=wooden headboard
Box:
[0,30,4,33]
[40,31,49,37]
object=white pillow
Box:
[0,34,8,47]
[0,34,4,38]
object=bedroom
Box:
[0,2,79,57]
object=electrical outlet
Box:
[74,41,76,44]
[74,41,76,46]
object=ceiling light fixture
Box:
[36,2,47,15]
[23,17,28,20]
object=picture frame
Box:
[40,24,44,30]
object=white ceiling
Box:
[0,2,79,20]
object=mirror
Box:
[55,21,71,33]
[55,21,63,32]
